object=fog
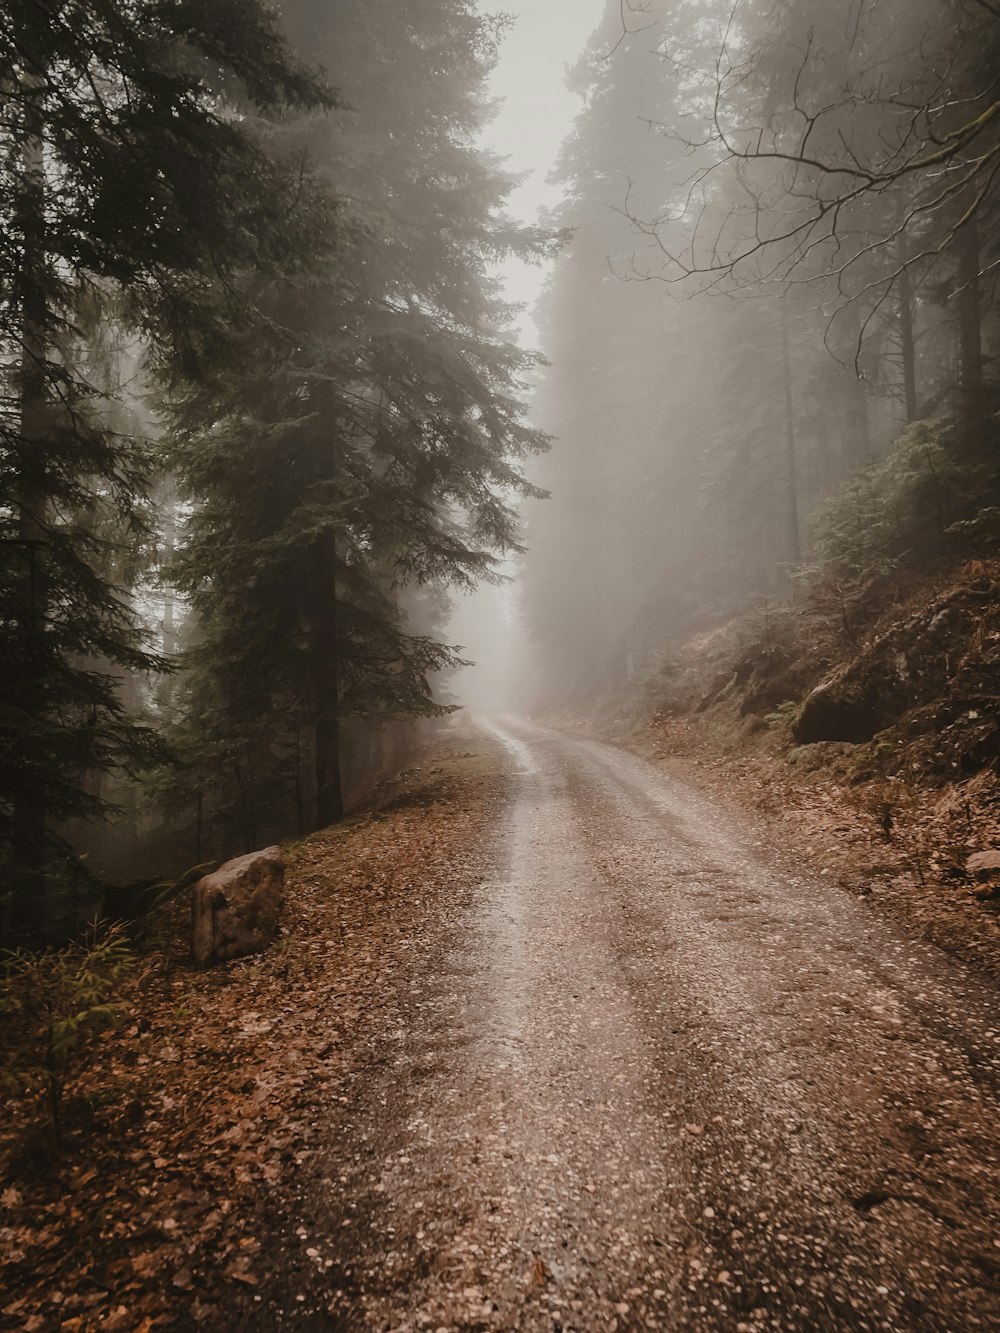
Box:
[474,0,607,348]
[456,0,997,716]
[449,0,605,715]
[4,0,996,930]
[5,4,997,1323]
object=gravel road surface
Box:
[291,719,1000,1332]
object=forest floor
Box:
[3,718,1000,1332]
[1,733,502,1333]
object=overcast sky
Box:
[477,0,607,347]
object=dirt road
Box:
[266,719,1000,1332]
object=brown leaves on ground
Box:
[0,739,500,1332]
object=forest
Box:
[522,0,999,701]
[5,0,998,940]
[1,0,558,948]
[3,1,1000,1329]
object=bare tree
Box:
[624,0,998,418]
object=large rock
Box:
[191,846,284,965]
[792,670,885,743]
[967,850,1000,879]
[792,581,993,746]
[966,851,1000,901]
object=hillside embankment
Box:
[551,558,1000,979]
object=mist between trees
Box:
[2,0,998,948]
[518,0,999,706]
[0,0,560,946]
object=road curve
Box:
[327,719,1000,1331]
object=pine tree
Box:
[167,0,558,840]
[0,1,328,943]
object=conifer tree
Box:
[169,0,558,837]
[0,0,327,942]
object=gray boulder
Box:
[192,846,284,964]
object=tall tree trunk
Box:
[898,262,918,423]
[815,415,833,494]
[161,489,178,663]
[314,533,344,829]
[116,670,142,880]
[780,304,801,565]
[956,216,984,431]
[9,68,50,947]
[840,306,871,471]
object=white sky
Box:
[450,2,607,707]
[477,0,608,347]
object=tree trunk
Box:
[898,262,918,423]
[161,489,178,709]
[294,729,305,837]
[780,304,801,565]
[956,216,984,431]
[815,415,833,493]
[8,68,50,947]
[840,306,871,471]
[314,696,344,828]
[313,534,344,829]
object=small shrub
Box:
[0,923,134,1148]
[765,699,801,731]
[735,597,798,658]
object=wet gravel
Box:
[262,719,1000,1331]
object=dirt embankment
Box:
[0,736,504,1333]
[555,560,1000,980]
